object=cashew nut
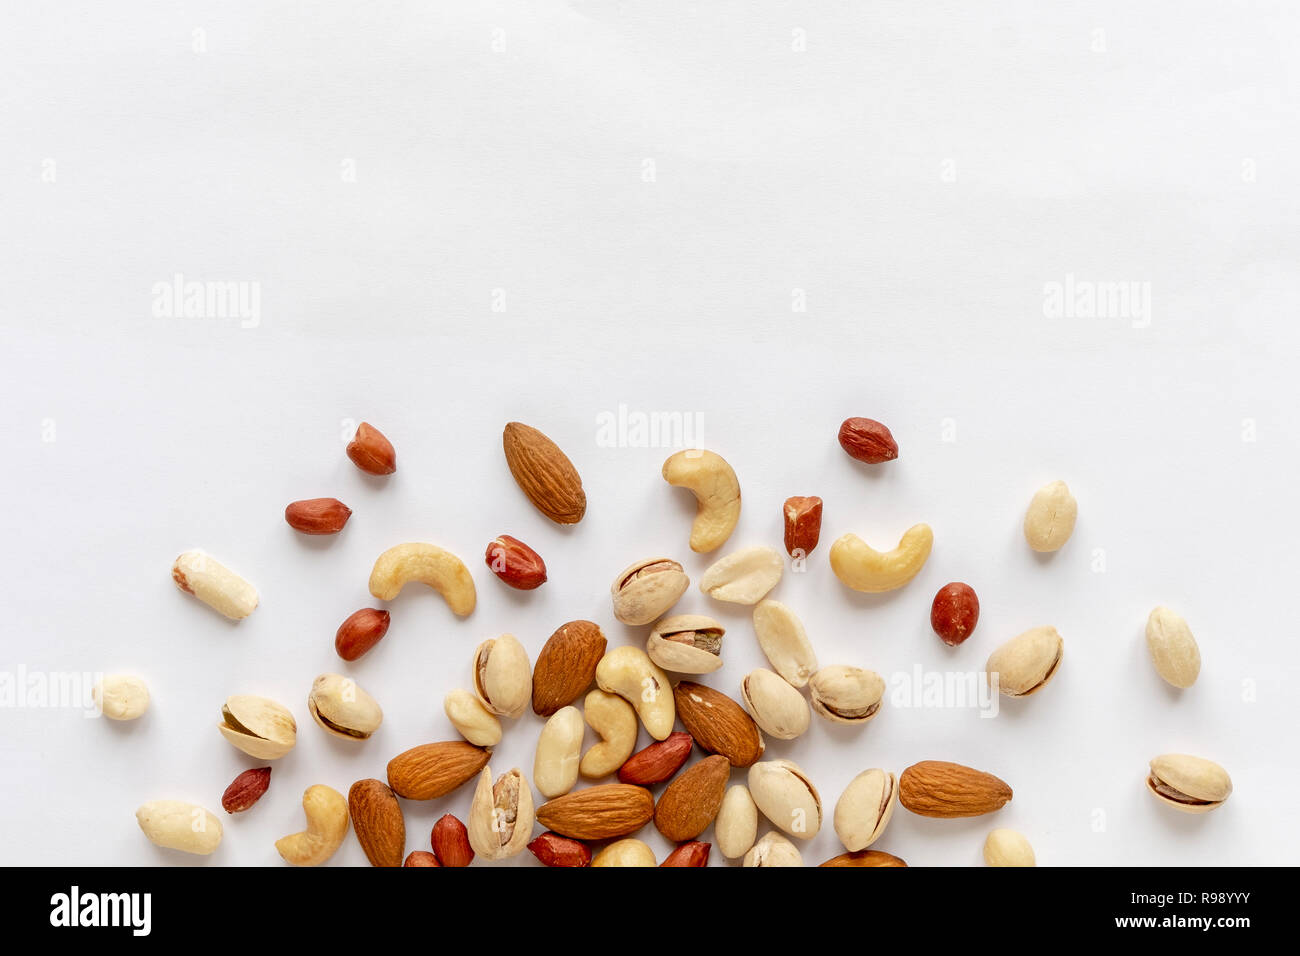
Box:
[829,524,933,593]
[595,646,675,741]
[274,785,349,867]
[580,689,638,778]
[172,550,258,620]
[368,543,476,616]
[662,449,741,553]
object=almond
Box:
[532,620,606,717]
[838,417,898,464]
[221,767,271,813]
[335,608,390,661]
[618,732,693,785]
[404,850,441,866]
[284,497,352,534]
[782,496,823,558]
[654,755,730,842]
[387,741,491,800]
[527,831,592,867]
[431,813,474,868]
[347,422,396,475]
[673,681,765,767]
[661,841,711,867]
[485,535,547,590]
[349,778,405,867]
[502,422,586,524]
[819,850,908,867]
[898,761,1013,818]
[535,784,655,840]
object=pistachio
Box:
[747,759,822,840]
[807,665,885,725]
[646,614,725,675]
[444,688,503,747]
[833,769,897,851]
[752,600,818,687]
[986,626,1063,698]
[535,706,585,798]
[699,546,783,605]
[984,828,1035,866]
[473,634,532,719]
[715,784,759,859]
[595,645,675,740]
[467,766,535,860]
[307,674,382,741]
[1145,607,1200,689]
[218,695,296,759]
[743,831,803,867]
[1147,754,1232,814]
[611,558,690,626]
[739,669,810,740]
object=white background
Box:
[2,1,1297,866]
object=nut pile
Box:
[124,417,1229,866]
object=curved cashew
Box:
[275,785,349,867]
[595,646,675,741]
[662,450,741,553]
[368,543,476,616]
[580,689,638,778]
[829,524,933,593]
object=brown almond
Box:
[221,767,271,813]
[387,741,491,800]
[431,814,474,868]
[898,760,1013,818]
[673,681,765,767]
[820,850,908,867]
[654,755,730,842]
[532,620,607,716]
[348,778,405,867]
[661,841,711,867]
[284,497,352,534]
[335,607,390,661]
[527,831,591,867]
[502,422,586,524]
[347,422,396,475]
[618,732,693,785]
[838,417,898,464]
[535,784,654,840]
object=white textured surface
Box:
[1,1,1297,866]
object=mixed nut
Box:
[124,415,1228,866]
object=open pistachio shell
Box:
[1147,754,1231,814]
[646,614,724,674]
[218,695,296,759]
[308,674,383,740]
[986,626,1063,698]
